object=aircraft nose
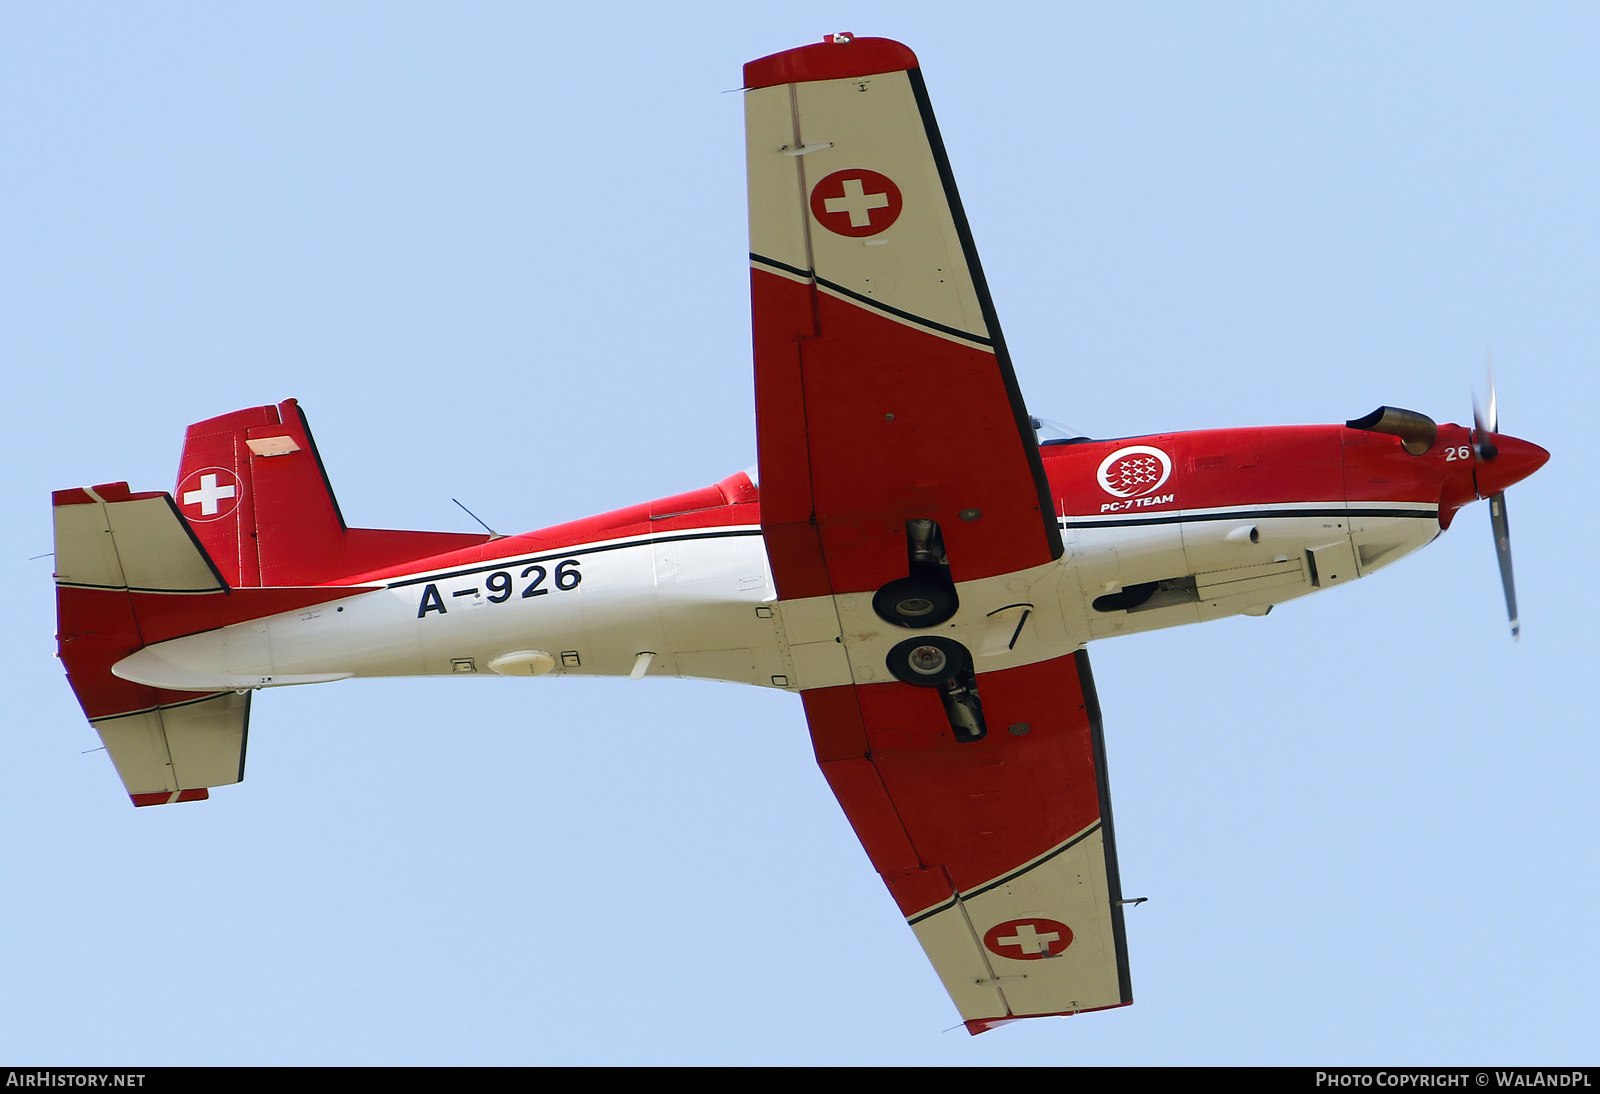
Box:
[1476,433,1550,498]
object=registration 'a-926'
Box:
[415,559,582,618]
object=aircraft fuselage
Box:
[111,419,1538,698]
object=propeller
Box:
[1348,373,1545,639]
[1472,366,1520,639]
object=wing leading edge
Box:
[746,36,1133,1030]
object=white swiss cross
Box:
[823,178,891,227]
[183,473,237,516]
[996,924,1061,956]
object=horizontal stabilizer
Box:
[54,482,379,805]
[94,692,250,806]
[53,483,225,593]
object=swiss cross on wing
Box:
[809,169,903,237]
[982,918,1075,961]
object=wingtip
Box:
[130,788,211,807]
[743,34,919,90]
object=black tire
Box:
[873,576,958,628]
[885,636,971,688]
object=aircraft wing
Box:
[745,37,1133,1030]
[746,35,1061,601]
[802,652,1132,1031]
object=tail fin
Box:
[177,398,489,586]
[53,482,373,806]
[58,400,491,805]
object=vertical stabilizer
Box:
[176,399,344,586]
[175,399,490,586]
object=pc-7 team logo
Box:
[1096,444,1175,513]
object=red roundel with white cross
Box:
[1096,444,1173,499]
[809,169,903,237]
[984,918,1074,960]
[178,466,242,522]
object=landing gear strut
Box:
[872,518,959,628]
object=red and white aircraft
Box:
[52,35,1548,1034]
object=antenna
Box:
[452,498,501,540]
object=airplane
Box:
[50,34,1548,1034]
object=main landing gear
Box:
[871,518,959,629]
[873,520,986,743]
[872,576,957,628]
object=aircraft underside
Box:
[111,506,1441,694]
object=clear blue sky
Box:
[4,3,1596,1065]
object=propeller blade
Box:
[1489,491,1519,640]
[1486,357,1499,434]
[1472,364,1539,639]
[1474,355,1501,460]
[1472,383,1499,463]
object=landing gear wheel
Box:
[873,577,958,628]
[885,636,970,688]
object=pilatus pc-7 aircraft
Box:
[52,35,1548,1033]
